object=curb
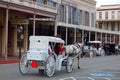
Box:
[0,60,20,64]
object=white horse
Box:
[63,43,82,69]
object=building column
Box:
[110,34,111,43]
[114,35,115,43]
[66,6,68,23]
[82,30,84,44]
[105,33,107,43]
[89,31,91,41]
[66,27,68,45]
[101,33,102,41]
[119,35,120,44]
[54,16,57,36]
[95,32,97,41]
[74,28,76,43]
[24,24,28,52]
[5,8,9,60]
[33,14,36,35]
[13,25,18,56]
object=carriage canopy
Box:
[29,36,65,50]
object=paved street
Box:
[0,55,120,80]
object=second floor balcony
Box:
[2,0,57,14]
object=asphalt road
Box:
[0,55,120,80]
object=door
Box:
[0,28,2,56]
[8,28,14,56]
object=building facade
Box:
[0,0,57,60]
[57,0,96,45]
[1,0,119,60]
[96,4,120,44]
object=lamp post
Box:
[18,24,23,59]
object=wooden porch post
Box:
[5,8,9,60]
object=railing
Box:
[2,0,57,13]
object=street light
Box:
[18,24,23,59]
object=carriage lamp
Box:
[18,24,23,59]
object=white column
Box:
[74,28,76,43]
[66,6,68,23]
[66,27,68,45]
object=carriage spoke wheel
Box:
[19,54,30,75]
[45,55,55,77]
[66,57,73,73]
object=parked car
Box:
[103,43,115,55]
[115,44,120,55]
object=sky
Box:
[95,0,120,7]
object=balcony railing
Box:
[2,0,57,13]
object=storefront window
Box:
[47,1,54,7]
[57,4,62,22]
[37,0,44,4]
[112,11,115,19]
[68,6,71,24]
[105,11,108,19]
[111,22,115,31]
[77,9,80,25]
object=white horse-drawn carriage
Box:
[19,36,82,77]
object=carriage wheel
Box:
[45,55,55,77]
[19,54,30,75]
[66,57,73,73]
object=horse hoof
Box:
[78,67,80,69]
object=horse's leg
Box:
[78,55,80,69]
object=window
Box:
[106,22,109,30]
[47,1,54,7]
[112,11,115,19]
[80,10,82,25]
[118,11,120,19]
[77,9,80,25]
[73,7,77,24]
[111,22,115,31]
[57,4,62,22]
[105,11,108,19]
[71,7,74,24]
[99,12,102,19]
[37,0,44,3]
[98,22,102,29]
[68,6,71,24]
[82,10,85,25]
